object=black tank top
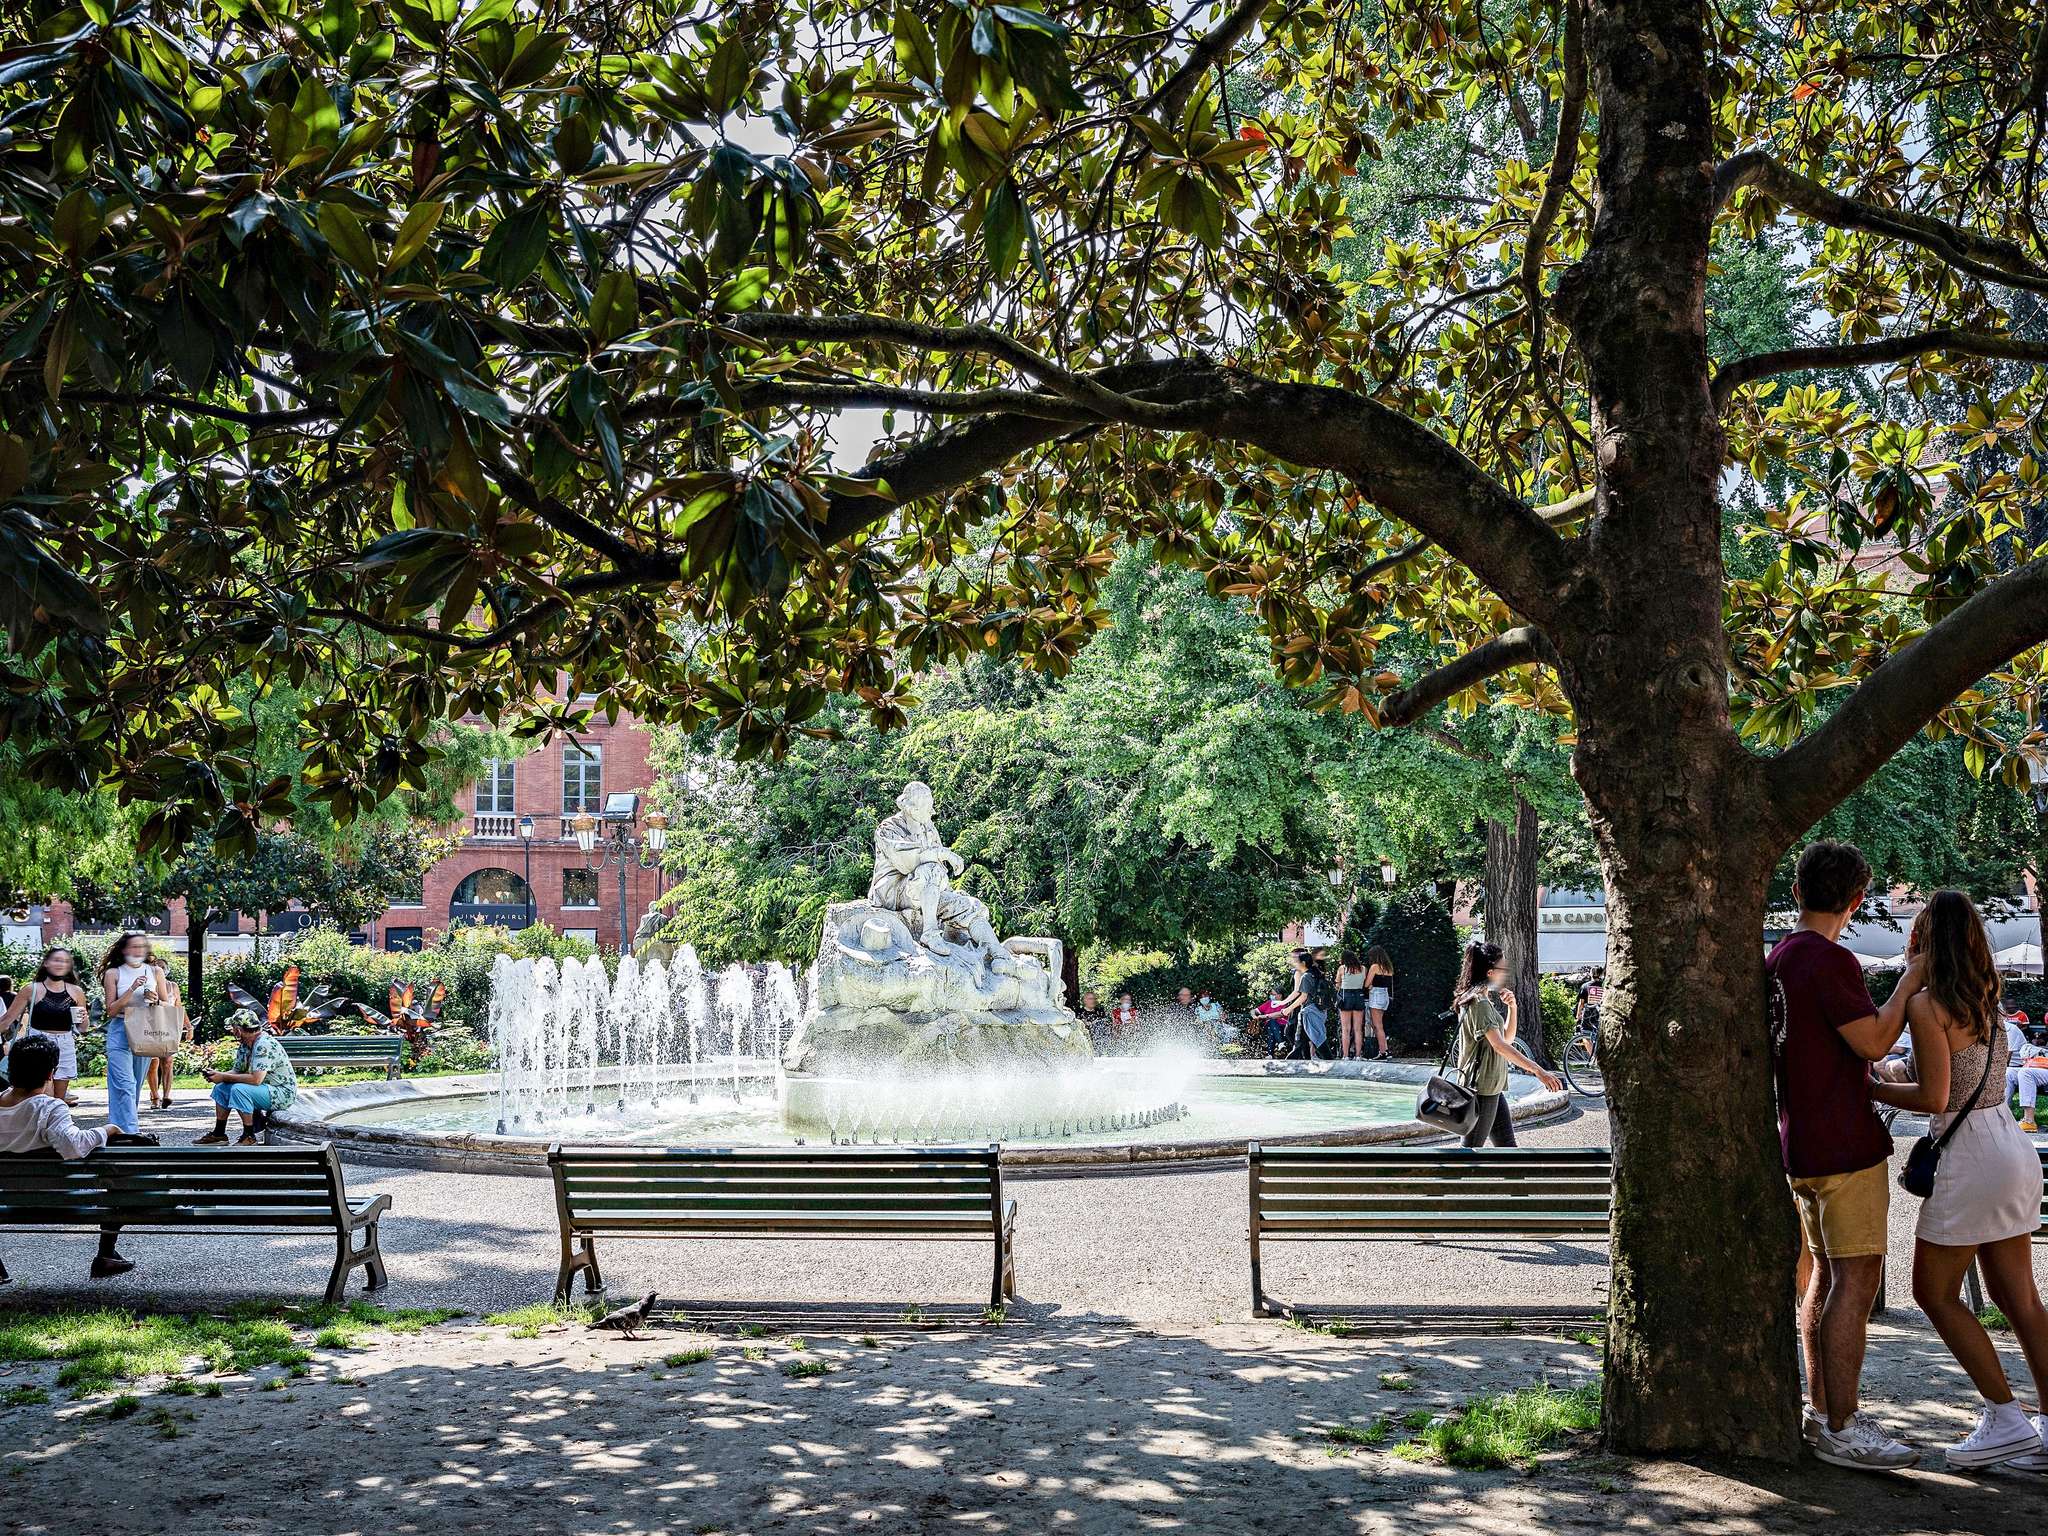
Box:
[29,983,77,1033]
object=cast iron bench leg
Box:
[554,1234,603,1305]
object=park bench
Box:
[1961,1142,2048,1314]
[547,1143,1018,1307]
[1247,1142,1612,1316]
[0,1144,390,1303]
[279,1032,405,1078]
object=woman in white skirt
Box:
[1873,890,2048,1470]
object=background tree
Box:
[7,0,2048,1455]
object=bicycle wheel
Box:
[1562,1032,1605,1099]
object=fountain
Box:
[297,784,1566,1165]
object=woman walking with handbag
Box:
[1451,942,1561,1147]
[138,938,188,1110]
[1871,891,2048,1469]
[98,932,165,1138]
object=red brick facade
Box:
[378,714,664,951]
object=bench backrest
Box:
[280,1033,403,1060]
[548,1143,1005,1236]
[0,1145,351,1227]
[1249,1143,1613,1236]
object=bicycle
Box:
[1560,1011,1605,1099]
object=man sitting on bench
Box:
[198,1010,299,1146]
[0,1033,136,1279]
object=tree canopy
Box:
[8,0,2048,1458]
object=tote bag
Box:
[125,1000,185,1058]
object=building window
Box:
[450,868,533,908]
[563,869,599,909]
[563,743,602,812]
[476,757,516,815]
[386,927,423,953]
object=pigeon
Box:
[593,1291,658,1340]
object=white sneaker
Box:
[1944,1403,2039,1468]
[1801,1405,1825,1446]
[1814,1413,1920,1471]
[1998,1414,2048,1473]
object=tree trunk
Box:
[1484,796,1545,1066]
[187,911,207,1015]
[1544,0,1805,1457]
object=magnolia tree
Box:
[4,0,2047,1454]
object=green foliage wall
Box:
[1362,893,1464,1053]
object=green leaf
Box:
[386,200,446,272]
[892,6,938,85]
[983,178,1025,280]
[317,0,360,53]
[587,270,637,345]
[318,203,377,277]
[554,113,595,174]
[479,199,551,289]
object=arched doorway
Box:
[449,867,534,929]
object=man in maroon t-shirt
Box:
[1769,840,1923,1470]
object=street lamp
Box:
[1379,856,1397,888]
[578,794,663,948]
[2030,755,2048,817]
[517,815,536,931]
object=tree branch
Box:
[1520,0,1587,321]
[1763,557,2048,838]
[1381,627,1560,727]
[1147,0,1271,118]
[1713,328,2048,406]
[1715,152,2048,296]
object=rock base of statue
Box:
[781,900,1092,1075]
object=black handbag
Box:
[1415,1011,1479,1134]
[1897,1046,1993,1199]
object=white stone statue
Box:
[869,781,1018,973]
[781,780,1091,1075]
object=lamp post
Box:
[517,815,536,932]
[1380,856,1397,888]
[574,796,666,950]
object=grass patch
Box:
[0,1385,49,1408]
[1566,1330,1602,1349]
[1327,1420,1389,1447]
[663,1348,714,1368]
[898,1305,925,1326]
[89,1394,142,1420]
[982,1306,1007,1325]
[739,1322,771,1339]
[0,1301,463,1398]
[1979,1305,2012,1332]
[485,1302,598,1339]
[858,1335,880,1348]
[1396,1383,1600,1469]
[782,1358,828,1379]
[1285,1315,1355,1338]
[1378,1373,1414,1392]
[741,1346,764,1362]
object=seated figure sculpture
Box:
[781,781,1091,1077]
[870,781,1019,974]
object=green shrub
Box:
[1362,893,1463,1053]
[1082,947,1249,1011]
[1237,939,1296,1006]
[1539,975,1577,1065]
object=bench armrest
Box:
[346,1192,393,1228]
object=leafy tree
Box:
[7,0,2048,1454]
[75,826,436,1007]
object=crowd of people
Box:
[0,933,300,1282]
[1773,840,2048,1473]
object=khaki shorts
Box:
[1789,1160,1889,1259]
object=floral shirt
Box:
[235,1033,298,1112]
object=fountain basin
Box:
[273,1060,1568,1175]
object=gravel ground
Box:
[6,1090,2048,1535]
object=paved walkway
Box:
[7,1093,2047,1536]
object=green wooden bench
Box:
[0,1145,391,1303]
[1962,1142,2047,1314]
[279,1033,405,1078]
[548,1143,1017,1307]
[1247,1143,1612,1316]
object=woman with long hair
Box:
[1449,941,1561,1147]
[98,931,163,1138]
[138,937,188,1111]
[1278,949,1333,1059]
[0,947,90,1106]
[1334,950,1368,1060]
[1365,946,1395,1059]
[1872,891,2048,1469]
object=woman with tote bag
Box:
[99,931,170,1136]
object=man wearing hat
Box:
[196,1009,299,1146]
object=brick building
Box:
[375,714,665,952]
